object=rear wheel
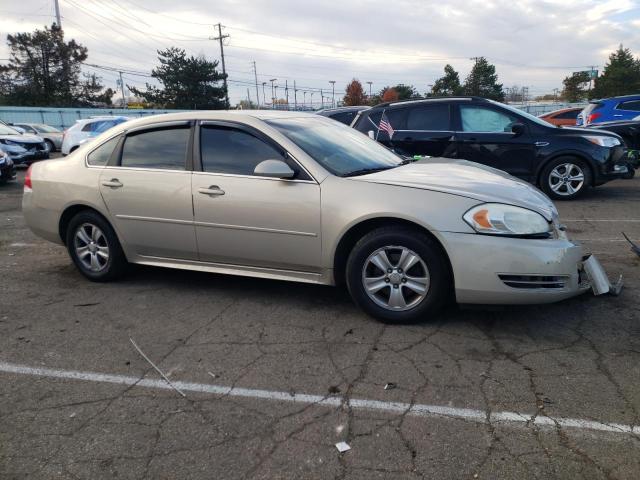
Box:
[65,210,128,282]
[45,139,55,153]
[346,227,451,323]
[540,157,591,200]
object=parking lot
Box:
[1,160,639,479]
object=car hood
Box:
[0,134,44,143]
[351,158,557,221]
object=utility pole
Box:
[246,88,251,107]
[320,89,324,109]
[252,61,260,108]
[118,71,126,108]
[262,82,267,108]
[553,88,559,103]
[212,24,230,108]
[54,0,62,27]
[366,81,373,98]
[293,81,298,110]
[310,92,314,110]
[269,78,276,108]
[285,80,289,110]
[274,84,279,109]
[329,80,336,108]
[303,91,306,109]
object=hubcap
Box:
[362,246,430,312]
[74,223,109,272]
[549,163,584,196]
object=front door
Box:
[192,123,322,272]
[98,123,197,260]
[455,104,536,180]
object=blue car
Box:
[577,94,640,126]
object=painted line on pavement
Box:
[0,361,637,436]
[564,219,640,223]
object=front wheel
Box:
[45,139,55,153]
[540,157,591,200]
[345,227,451,323]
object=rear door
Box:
[396,103,456,157]
[98,122,198,260]
[454,103,536,179]
[192,122,322,272]
[614,100,640,121]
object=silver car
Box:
[22,111,617,322]
[13,123,63,152]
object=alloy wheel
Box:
[361,246,430,311]
[548,163,585,197]
[74,223,109,272]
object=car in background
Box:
[577,95,640,126]
[588,119,640,177]
[13,123,63,152]
[317,106,370,125]
[0,119,25,134]
[351,97,630,200]
[61,116,130,155]
[0,149,16,183]
[538,107,583,127]
[22,111,619,323]
[0,122,49,166]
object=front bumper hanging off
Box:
[582,255,624,296]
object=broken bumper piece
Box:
[582,255,623,296]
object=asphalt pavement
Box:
[1,161,640,479]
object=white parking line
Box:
[0,361,637,436]
[564,220,640,223]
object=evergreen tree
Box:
[591,45,640,98]
[431,64,462,96]
[562,71,590,102]
[463,57,504,101]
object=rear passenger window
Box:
[406,104,450,130]
[329,111,357,125]
[364,109,407,133]
[87,136,120,166]
[121,127,189,170]
[618,101,640,111]
[557,110,580,119]
[200,126,286,176]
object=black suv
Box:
[351,97,629,200]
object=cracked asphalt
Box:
[1,161,640,479]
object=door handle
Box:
[535,141,549,147]
[101,178,123,188]
[613,114,623,117]
[198,185,225,196]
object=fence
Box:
[0,106,184,130]
[508,102,588,116]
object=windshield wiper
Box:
[341,166,395,177]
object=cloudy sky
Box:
[1,0,639,106]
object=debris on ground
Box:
[328,385,341,394]
[129,337,186,398]
[208,371,217,379]
[384,383,397,390]
[335,441,351,453]
[343,328,354,336]
[622,232,640,258]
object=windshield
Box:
[266,117,402,176]
[0,124,21,135]
[34,124,61,133]
[489,100,555,128]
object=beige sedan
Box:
[22,111,615,323]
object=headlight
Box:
[583,135,621,147]
[0,139,19,146]
[463,203,551,237]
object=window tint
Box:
[556,110,580,119]
[87,136,120,166]
[406,104,450,130]
[82,119,127,133]
[329,111,357,125]
[460,105,518,132]
[121,127,189,170]
[618,100,640,112]
[360,109,407,135]
[200,126,286,176]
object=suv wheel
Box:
[540,157,591,200]
[66,210,128,282]
[346,227,450,323]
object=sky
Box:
[1,0,639,106]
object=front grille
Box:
[10,141,46,151]
[498,274,568,290]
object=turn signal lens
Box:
[463,203,551,236]
[24,165,32,191]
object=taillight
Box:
[587,112,602,124]
[24,165,32,191]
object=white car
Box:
[61,116,129,155]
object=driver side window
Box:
[460,105,518,133]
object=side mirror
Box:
[254,159,295,179]
[511,122,525,136]
[367,130,375,139]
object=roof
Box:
[316,106,370,114]
[371,96,488,109]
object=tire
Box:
[540,157,592,200]
[345,227,451,323]
[65,210,128,282]
[45,139,55,153]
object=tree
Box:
[129,47,227,109]
[431,64,462,96]
[381,88,399,102]
[591,45,640,99]
[343,78,367,106]
[562,71,590,102]
[0,24,108,106]
[463,57,504,101]
[392,84,420,100]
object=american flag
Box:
[378,111,394,139]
